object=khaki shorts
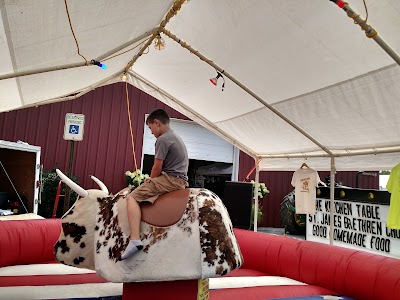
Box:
[128,172,188,203]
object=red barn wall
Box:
[238,153,379,227]
[0,83,187,192]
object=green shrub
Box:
[38,169,78,218]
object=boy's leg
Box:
[121,195,143,260]
[126,195,141,240]
[120,175,185,260]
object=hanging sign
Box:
[64,113,85,141]
[307,197,400,258]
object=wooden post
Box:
[63,140,75,214]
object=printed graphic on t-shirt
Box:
[300,177,310,193]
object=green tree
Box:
[38,169,78,218]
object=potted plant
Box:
[251,181,269,225]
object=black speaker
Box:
[223,181,253,229]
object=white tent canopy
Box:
[1,0,400,171]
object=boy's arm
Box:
[150,158,163,178]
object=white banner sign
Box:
[64,113,85,141]
[307,198,400,258]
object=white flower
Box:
[125,170,150,188]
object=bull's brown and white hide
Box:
[95,188,242,283]
[197,190,243,278]
[55,186,242,283]
[54,189,108,270]
[95,189,201,282]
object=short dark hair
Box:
[146,109,170,125]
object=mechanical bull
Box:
[54,169,243,283]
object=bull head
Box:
[54,169,110,270]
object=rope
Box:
[64,0,88,64]
[243,158,261,182]
[124,81,139,177]
[363,0,368,23]
[101,38,149,63]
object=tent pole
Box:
[0,62,86,81]
[162,29,332,157]
[332,1,400,66]
[6,72,120,111]
[329,156,335,245]
[0,31,154,81]
[259,146,400,159]
[253,158,260,232]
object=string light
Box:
[91,60,107,70]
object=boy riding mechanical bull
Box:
[54,109,243,283]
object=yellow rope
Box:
[125,81,139,177]
[63,0,88,64]
[363,0,369,23]
[101,38,149,62]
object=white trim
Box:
[0,140,40,153]
[0,140,41,213]
[33,151,40,214]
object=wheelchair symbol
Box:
[69,125,79,134]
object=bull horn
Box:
[90,175,109,194]
[56,169,88,198]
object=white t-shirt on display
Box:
[291,167,321,215]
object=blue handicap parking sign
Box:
[69,125,79,134]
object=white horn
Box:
[56,169,88,198]
[90,175,109,194]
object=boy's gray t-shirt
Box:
[155,129,188,181]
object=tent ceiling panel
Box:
[274,65,400,150]
[0,78,22,111]
[3,0,172,68]
[133,40,264,123]
[1,49,130,111]
[166,0,400,103]
[1,0,400,171]
[0,0,174,111]
[215,108,320,155]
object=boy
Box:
[121,109,189,260]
